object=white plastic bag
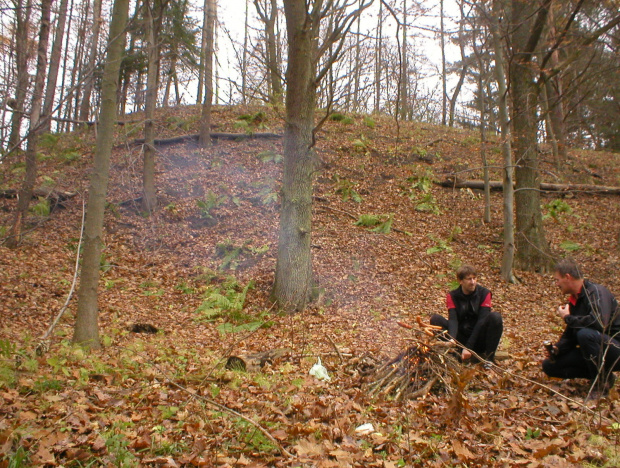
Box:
[355,423,374,435]
[309,357,331,381]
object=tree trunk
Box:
[440,0,446,126]
[544,7,568,167]
[398,0,408,121]
[142,0,161,214]
[73,0,130,348]
[374,1,383,113]
[241,0,249,104]
[57,0,74,133]
[449,4,467,128]
[489,1,516,283]
[473,41,490,223]
[78,0,102,123]
[254,0,283,105]
[41,0,69,133]
[353,0,361,112]
[8,0,32,151]
[198,0,216,147]
[510,0,553,272]
[273,0,320,312]
[68,0,89,130]
[6,0,52,248]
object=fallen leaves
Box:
[1,107,619,466]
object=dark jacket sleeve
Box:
[564,283,614,333]
[557,282,619,354]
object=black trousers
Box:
[542,328,620,385]
[429,311,503,361]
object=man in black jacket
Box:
[542,259,620,399]
[430,265,503,363]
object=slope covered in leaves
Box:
[1,105,619,467]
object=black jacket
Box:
[556,279,620,354]
[446,285,492,349]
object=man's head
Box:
[554,258,584,295]
[456,265,477,295]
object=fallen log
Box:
[128,132,282,148]
[436,178,620,195]
[0,187,78,209]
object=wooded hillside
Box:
[1,105,619,466]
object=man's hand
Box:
[461,349,472,361]
[557,304,570,319]
[546,345,558,358]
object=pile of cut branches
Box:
[365,319,460,402]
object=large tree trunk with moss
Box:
[273,0,319,312]
[510,0,553,272]
[6,0,51,249]
[73,0,130,347]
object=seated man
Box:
[542,258,620,400]
[430,265,503,363]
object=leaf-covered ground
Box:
[1,105,620,467]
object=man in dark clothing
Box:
[430,265,503,363]
[542,259,620,400]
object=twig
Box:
[315,204,358,221]
[327,334,344,363]
[40,199,85,342]
[166,379,294,458]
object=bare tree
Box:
[78,0,103,123]
[254,0,283,104]
[488,0,516,283]
[373,0,384,113]
[142,0,165,214]
[7,0,32,151]
[199,0,216,146]
[73,0,131,347]
[41,0,70,133]
[273,0,371,312]
[6,0,52,248]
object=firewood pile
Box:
[364,318,461,402]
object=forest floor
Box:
[1,105,620,467]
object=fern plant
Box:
[414,193,440,214]
[333,175,363,203]
[196,190,226,219]
[195,277,253,322]
[355,213,393,234]
[355,214,381,227]
[543,199,573,222]
[427,234,453,254]
[195,278,266,334]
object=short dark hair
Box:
[456,265,477,281]
[554,258,583,279]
